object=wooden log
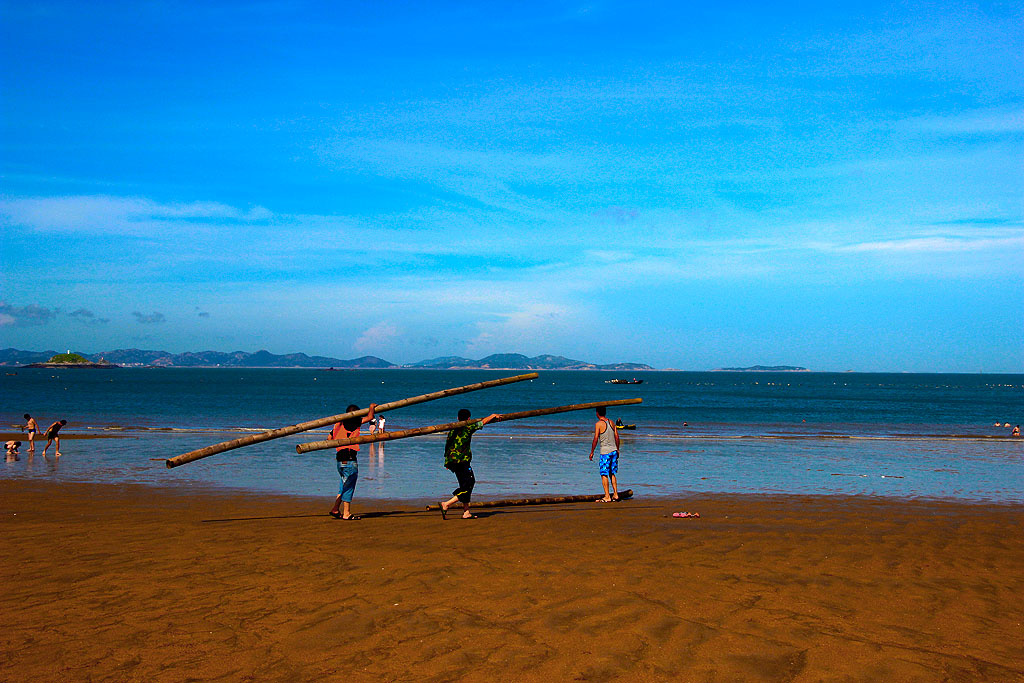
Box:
[165,372,538,468]
[295,398,643,453]
[424,489,634,510]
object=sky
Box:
[1,1,1021,372]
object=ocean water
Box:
[3,369,1023,503]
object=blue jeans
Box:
[337,459,358,502]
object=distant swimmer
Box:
[22,414,38,453]
[1004,423,1012,428]
[1013,425,1021,438]
[42,420,66,457]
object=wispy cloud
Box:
[132,311,166,324]
[67,308,110,325]
[0,195,273,235]
[0,302,58,327]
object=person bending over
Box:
[42,419,67,457]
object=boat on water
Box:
[615,424,637,430]
[604,378,643,384]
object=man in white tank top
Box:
[589,405,621,502]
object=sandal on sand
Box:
[672,512,700,518]
[596,498,612,503]
[439,503,447,520]
[329,511,342,519]
[341,515,362,521]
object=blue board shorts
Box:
[599,450,618,477]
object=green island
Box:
[22,353,119,369]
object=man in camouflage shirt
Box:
[440,408,499,519]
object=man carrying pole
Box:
[329,403,376,520]
[438,409,499,519]
[589,406,621,502]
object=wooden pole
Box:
[165,372,538,468]
[295,398,643,453]
[424,489,633,510]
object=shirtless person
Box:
[23,414,38,453]
[589,406,621,502]
[42,419,67,457]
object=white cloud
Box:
[353,321,401,353]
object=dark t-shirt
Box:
[444,421,482,469]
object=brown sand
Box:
[2,480,1022,682]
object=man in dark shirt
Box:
[439,408,498,519]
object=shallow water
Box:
[3,369,1022,502]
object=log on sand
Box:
[296,398,643,454]
[166,372,538,468]
[425,490,634,510]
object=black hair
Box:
[596,406,606,417]
[12,441,21,447]
[59,419,67,425]
[458,408,471,421]
[24,414,30,419]
[342,405,362,431]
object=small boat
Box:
[605,378,643,384]
[615,423,637,430]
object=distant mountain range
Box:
[713,365,809,372]
[0,348,652,370]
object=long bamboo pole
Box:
[165,372,538,468]
[424,490,634,510]
[295,398,642,453]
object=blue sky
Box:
[1,0,1021,371]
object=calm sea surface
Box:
[3,369,1022,503]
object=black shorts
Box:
[450,462,475,503]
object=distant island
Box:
[1,348,652,371]
[22,352,119,369]
[713,365,809,372]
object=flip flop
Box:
[341,515,362,521]
[329,511,342,519]
[439,503,447,520]
[596,498,612,503]
[672,512,700,518]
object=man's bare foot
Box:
[55,452,62,457]
[462,513,477,519]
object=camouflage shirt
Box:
[444,421,483,469]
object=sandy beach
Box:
[2,480,1022,682]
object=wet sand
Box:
[2,480,1022,681]
[0,432,126,442]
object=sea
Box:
[3,369,1023,504]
